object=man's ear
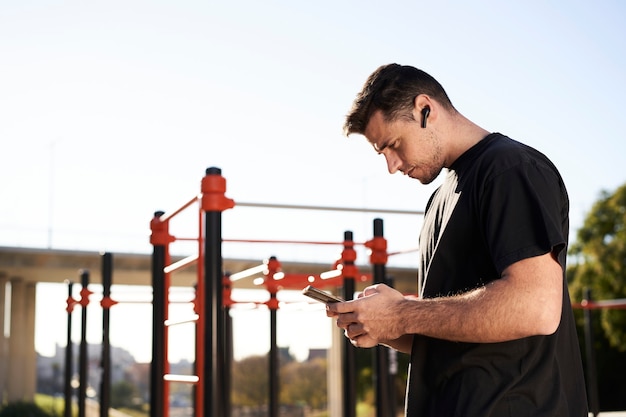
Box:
[413,94,433,127]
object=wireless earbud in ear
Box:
[421,106,430,129]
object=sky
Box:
[1,1,625,363]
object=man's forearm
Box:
[400,253,563,343]
[380,334,414,354]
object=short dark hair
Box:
[343,64,455,136]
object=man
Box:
[327,64,588,416]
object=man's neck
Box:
[444,114,490,167]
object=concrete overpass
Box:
[0,245,417,403]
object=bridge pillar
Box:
[6,278,37,402]
[0,275,7,402]
[24,282,37,399]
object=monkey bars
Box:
[149,166,413,417]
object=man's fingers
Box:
[361,284,382,296]
[349,333,378,348]
[326,299,356,314]
[335,312,358,329]
[345,323,364,339]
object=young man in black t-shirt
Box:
[327,64,588,416]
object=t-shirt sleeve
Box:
[480,158,568,275]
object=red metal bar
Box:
[195,204,205,417]
[150,183,208,417]
[159,195,201,223]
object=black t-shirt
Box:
[406,133,588,416]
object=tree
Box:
[231,355,269,407]
[567,183,626,411]
[280,357,327,409]
[568,183,626,351]
[111,380,139,409]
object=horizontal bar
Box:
[229,264,267,281]
[164,374,199,384]
[236,201,424,215]
[164,314,199,327]
[164,254,199,274]
[224,238,346,245]
[319,269,342,280]
[388,247,419,256]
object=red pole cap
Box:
[150,211,175,246]
[201,167,235,212]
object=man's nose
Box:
[385,153,402,174]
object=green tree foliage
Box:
[280,357,327,409]
[568,183,626,351]
[111,380,140,409]
[229,347,409,412]
[231,355,269,406]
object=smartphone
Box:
[302,285,344,304]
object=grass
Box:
[32,394,149,417]
[34,394,70,417]
[31,395,376,417]
[116,407,148,417]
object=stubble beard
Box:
[411,133,444,185]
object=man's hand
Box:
[326,284,407,348]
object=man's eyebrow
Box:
[373,140,389,153]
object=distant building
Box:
[306,349,327,362]
[37,343,140,398]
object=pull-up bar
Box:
[236,201,424,215]
[150,167,414,417]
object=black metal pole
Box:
[204,167,226,417]
[386,277,397,417]
[150,211,167,417]
[583,288,600,417]
[372,219,391,417]
[342,231,357,417]
[78,270,89,417]
[269,289,279,417]
[100,252,113,417]
[64,281,74,417]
